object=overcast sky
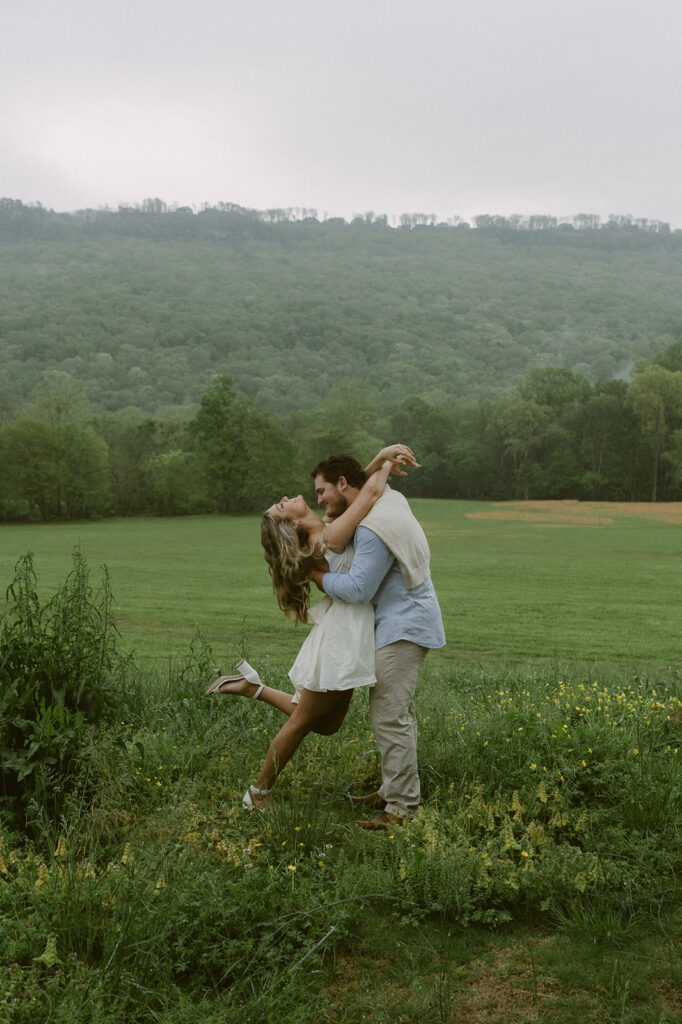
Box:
[3,0,681,226]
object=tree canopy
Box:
[1,199,681,420]
[2,200,682,518]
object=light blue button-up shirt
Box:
[321,525,446,651]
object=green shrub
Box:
[0,551,131,823]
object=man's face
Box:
[313,473,348,518]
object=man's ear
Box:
[336,475,348,493]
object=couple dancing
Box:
[208,443,445,830]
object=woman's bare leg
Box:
[215,675,295,716]
[312,690,353,735]
[216,676,352,726]
[250,689,351,807]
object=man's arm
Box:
[315,526,394,604]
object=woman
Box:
[206,443,417,811]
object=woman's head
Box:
[265,494,309,528]
[261,506,317,626]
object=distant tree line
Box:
[2,348,681,522]
[0,196,678,243]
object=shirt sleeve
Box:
[322,526,394,604]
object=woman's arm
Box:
[322,459,393,553]
[364,443,419,479]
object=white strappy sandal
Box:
[205,659,264,698]
[243,784,272,812]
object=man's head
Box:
[311,454,365,517]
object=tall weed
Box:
[0,551,131,823]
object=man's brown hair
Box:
[311,454,365,489]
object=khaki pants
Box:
[370,640,428,818]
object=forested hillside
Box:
[2,199,681,418]
[2,200,682,518]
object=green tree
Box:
[518,367,591,413]
[0,419,61,519]
[489,397,552,499]
[0,418,108,520]
[144,449,210,516]
[98,415,205,516]
[626,365,682,500]
[191,376,297,512]
[652,340,682,373]
[571,381,647,499]
[293,379,382,474]
[31,373,87,424]
[98,417,160,515]
[387,397,461,497]
[661,429,682,491]
[57,420,110,518]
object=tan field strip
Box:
[466,500,682,526]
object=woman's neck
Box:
[300,508,325,544]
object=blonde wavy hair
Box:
[260,512,322,626]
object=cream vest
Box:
[360,486,431,590]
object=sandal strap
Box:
[251,683,264,700]
[249,784,272,796]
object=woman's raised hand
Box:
[363,443,420,480]
[378,444,420,476]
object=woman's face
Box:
[266,495,308,523]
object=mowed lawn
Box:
[0,499,680,672]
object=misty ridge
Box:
[1,196,681,414]
[1,195,682,518]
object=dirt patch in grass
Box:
[466,500,682,527]
[658,978,682,1018]
[323,921,682,1024]
[323,931,603,1024]
[448,942,570,1024]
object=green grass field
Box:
[1,501,680,1023]
[1,499,681,672]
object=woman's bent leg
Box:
[312,690,353,735]
[251,689,350,800]
[256,684,297,716]
[215,675,296,716]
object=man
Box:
[310,451,445,830]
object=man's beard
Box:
[325,492,349,519]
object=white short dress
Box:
[288,544,376,702]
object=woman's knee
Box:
[287,706,320,737]
[313,720,342,736]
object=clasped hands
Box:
[376,443,420,477]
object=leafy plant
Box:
[0,550,131,821]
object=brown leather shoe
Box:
[347,791,385,808]
[355,811,405,831]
